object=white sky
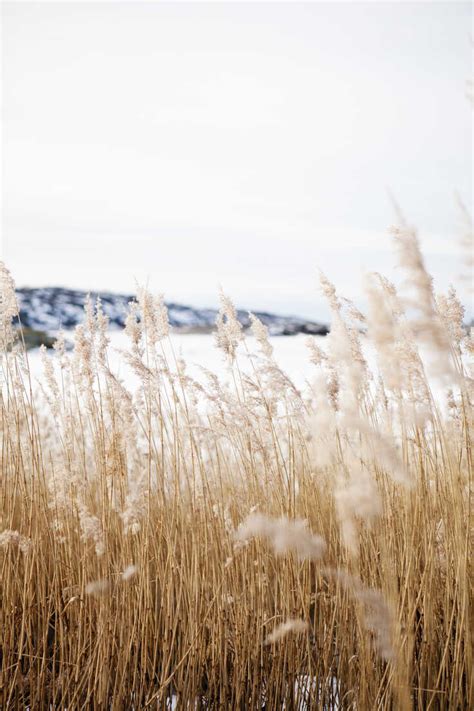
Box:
[1,1,472,320]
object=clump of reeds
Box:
[0,222,472,709]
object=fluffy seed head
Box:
[265,618,308,644]
[235,513,326,561]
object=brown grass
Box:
[1,226,472,709]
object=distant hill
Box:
[16,287,329,337]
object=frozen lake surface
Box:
[24,330,457,410]
[26,332,327,393]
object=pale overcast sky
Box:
[1,1,472,319]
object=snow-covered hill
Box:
[16,287,328,337]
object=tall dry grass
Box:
[1,225,472,709]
